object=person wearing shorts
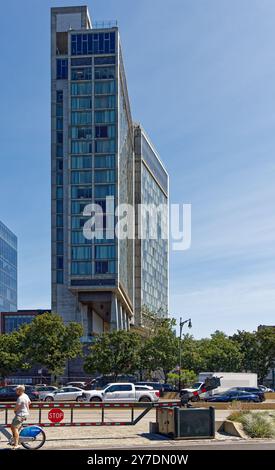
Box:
[11,385,31,449]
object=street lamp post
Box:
[178,317,192,392]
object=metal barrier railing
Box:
[0,401,180,428]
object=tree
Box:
[142,318,178,382]
[0,330,28,381]
[180,334,206,374]
[84,330,141,379]
[21,313,83,382]
[198,331,243,372]
[167,370,197,388]
[232,329,275,382]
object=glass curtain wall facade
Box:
[134,125,169,326]
[51,6,134,343]
[0,221,17,312]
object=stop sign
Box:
[48,408,64,423]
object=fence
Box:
[0,401,180,428]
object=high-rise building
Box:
[51,6,168,342]
[134,125,169,326]
[0,220,17,312]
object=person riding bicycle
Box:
[11,385,31,450]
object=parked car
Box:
[180,382,206,401]
[0,385,40,402]
[258,385,274,393]
[228,387,265,402]
[35,386,58,400]
[89,375,137,389]
[205,390,261,403]
[65,382,87,389]
[83,383,160,403]
[43,387,85,402]
[135,382,166,392]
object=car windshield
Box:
[191,382,202,389]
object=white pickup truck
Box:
[83,382,160,403]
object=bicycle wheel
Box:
[21,429,46,450]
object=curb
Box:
[222,420,248,439]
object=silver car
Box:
[44,386,84,402]
[35,386,58,401]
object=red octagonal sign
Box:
[48,408,64,423]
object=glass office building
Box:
[51,6,169,348]
[51,6,134,341]
[0,220,17,312]
[134,126,169,326]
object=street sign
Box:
[48,408,64,423]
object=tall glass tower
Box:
[51,6,169,347]
[0,220,17,312]
[51,6,134,339]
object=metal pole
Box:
[178,317,182,393]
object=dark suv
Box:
[0,385,40,401]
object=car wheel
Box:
[190,395,199,402]
[139,397,151,403]
[76,396,83,402]
[90,397,102,402]
[45,397,52,402]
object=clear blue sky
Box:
[1,0,275,338]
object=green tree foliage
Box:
[84,330,141,379]
[142,318,178,382]
[0,330,28,380]
[21,312,83,381]
[198,331,243,372]
[232,329,275,382]
[167,370,197,388]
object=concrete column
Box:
[122,309,127,330]
[110,294,118,330]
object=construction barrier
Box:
[0,401,181,428]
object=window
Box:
[95,125,115,139]
[56,228,63,242]
[94,96,115,109]
[71,231,91,244]
[56,118,63,130]
[71,201,90,214]
[56,131,63,144]
[71,57,92,66]
[71,171,92,184]
[72,247,92,260]
[56,215,63,227]
[71,112,92,125]
[71,82,92,96]
[71,217,88,229]
[95,260,115,274]
[71,67,92,81]
[95,245,116,259]
[94,56,116,65]
[71,32,115,55]
[94,184,115,198]
[94,170,115,183]
[94,110,116,124]
[56,271,63,283]
[95,67,115,80]
[71,156,93,169]
[71,141,92,154]
[95,139,116,153]
[94,155,115,169]
[56,243,63,255]
[56,200,63,213]
[71,127,93,140]
[56,104,63,117]
[56,173,63,185]
[56,90,63,102]
[56,145,63,158]
[71,262,92,275]
[71,97,92,110]
[56,59,68,79]
[71,186,92,199]
[56,187,63,198]
[57,256,63,269]
[94,80,115,95]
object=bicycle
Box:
[0,420,46,450]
